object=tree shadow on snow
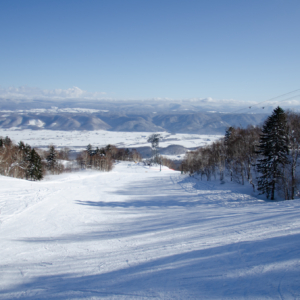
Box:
[16,174,297,245]
[75,174,262,209]
[2,233,300,299]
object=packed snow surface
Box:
[1,162,300,299]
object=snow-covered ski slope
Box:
[1,162,300,299]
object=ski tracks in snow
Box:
[0,186,53,226]
[170,174,265,208]
[1,164,300,299]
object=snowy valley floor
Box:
[0,162,300,299]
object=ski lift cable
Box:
[228,88,300,114]
[246,93,300,114]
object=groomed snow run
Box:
[0,162,300,299]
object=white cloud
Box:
[1,86,300,113]
[0,86,107,100]
[187,97,259,109]
[186,97,300,113]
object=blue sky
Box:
[1,0,299,102]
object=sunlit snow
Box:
[0,162,299,299]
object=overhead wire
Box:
[247,93,300,114]
[228,88,300,114]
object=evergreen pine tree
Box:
[224,127,234,145]
[3,136,12,147]
[86,144,93,155]
[46,145,58,173]
[86,144,94,168]
[27,149,43,181]
[256,106,289,200]
[18,141,31,177]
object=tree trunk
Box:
[271,181,275,200]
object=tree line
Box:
[0,137,43,180]
[76,144,142,171]
[0,138,145,181]
[181,107,300,200]
[0,137,73,180]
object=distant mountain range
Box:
[0,98,268,134]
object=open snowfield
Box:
[0,129,222,151]
[1,162,300,299]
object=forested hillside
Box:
[181,107,300,200]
